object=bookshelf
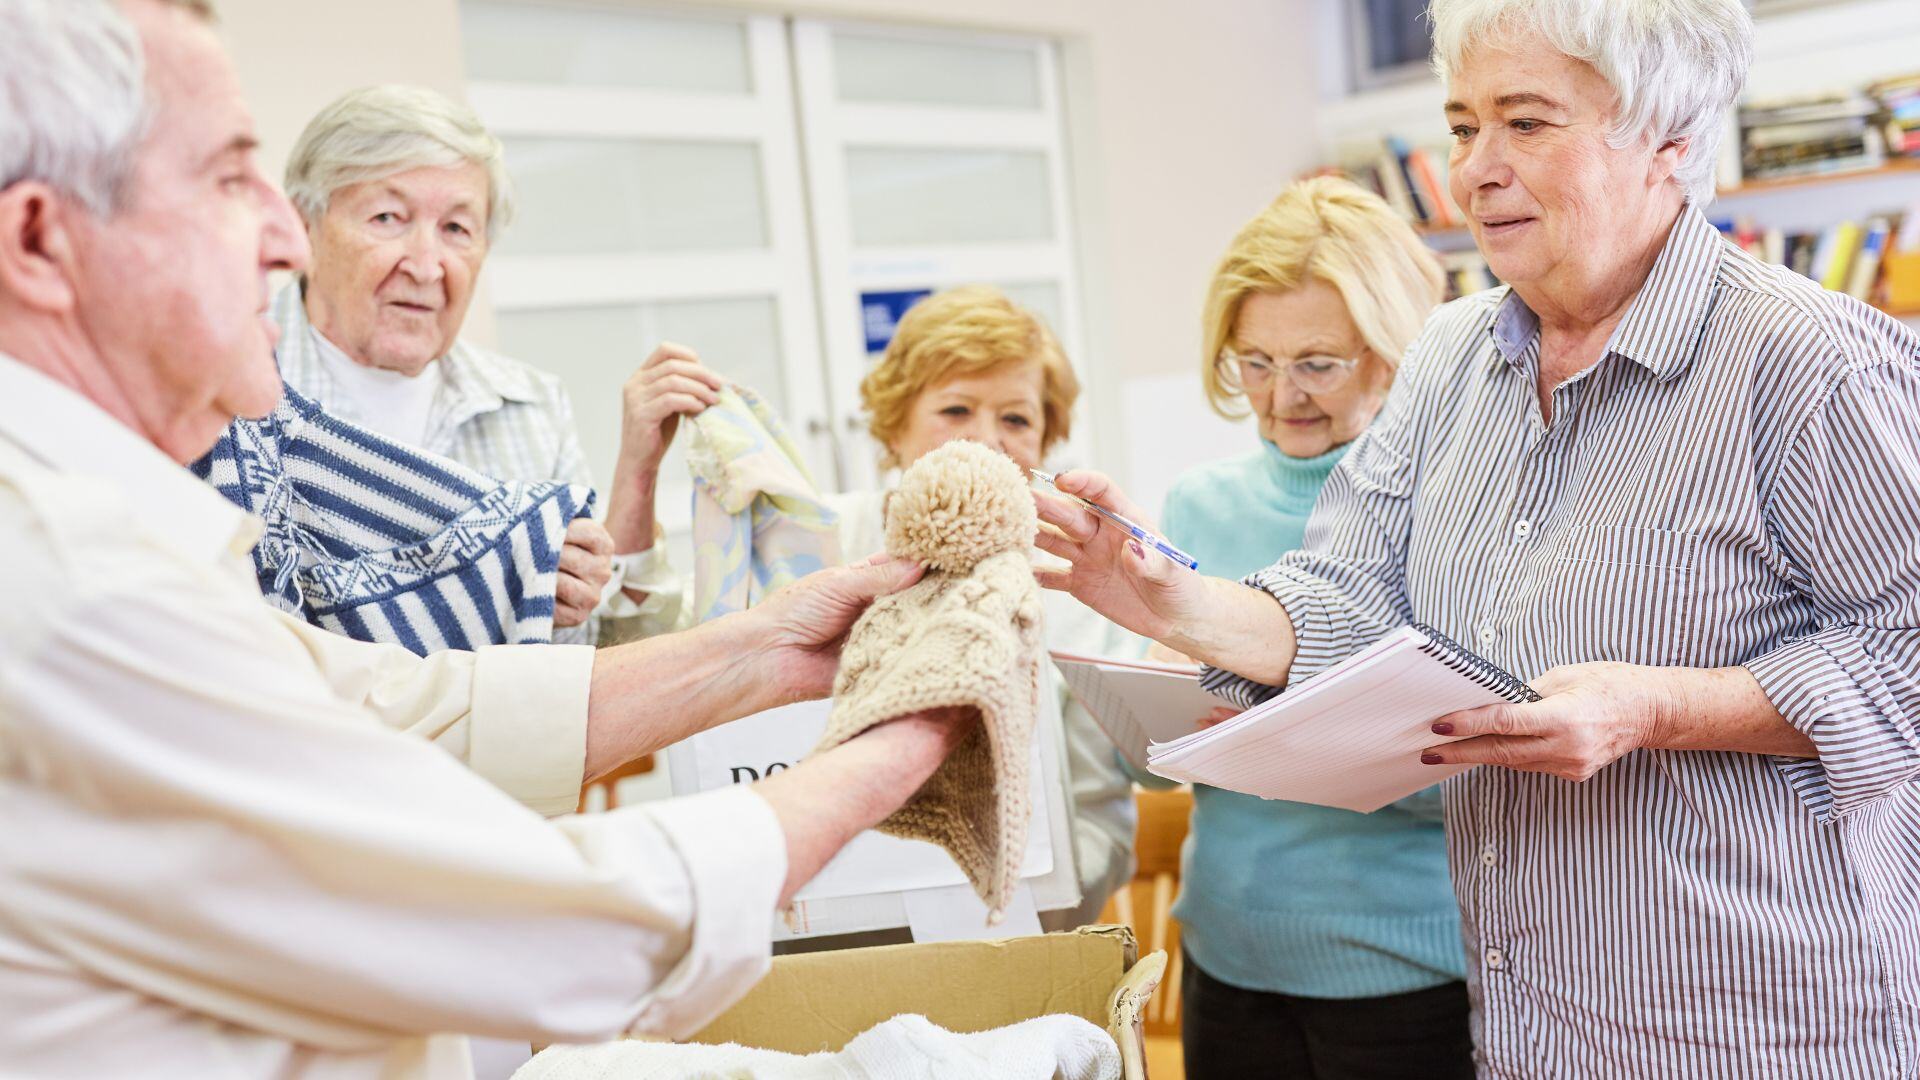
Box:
[1718,157,1920,197]
[1394,164,1920,322]
[1412,160,1920,232]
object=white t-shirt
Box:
[311,331,444,447]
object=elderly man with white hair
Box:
[1041,0,1920,1074]
[271,84,707,642]
[0,1,977,1076]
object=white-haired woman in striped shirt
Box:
[1038,0,1920,1074]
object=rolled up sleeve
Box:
[1748,359,1920,820]
[470,643,594,815]
[281,612,595,817]
[4,557,783,1049]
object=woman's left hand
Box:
[1418,662,1674,782]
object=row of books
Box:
[1733,93,1885,186]
[1717,213,1919,304]
[1336,137,1460,229]
[1439,250,1495,300]
[1871,74,1920,159]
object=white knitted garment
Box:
[813,441,1045,919]
[513,1014,1123,1080]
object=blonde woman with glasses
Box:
[1139,177,1469,1080]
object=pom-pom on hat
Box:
[884,439,1037,573]
[813,441,1046,919]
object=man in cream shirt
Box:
[0,1,972,1076]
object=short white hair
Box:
[1429,0,1753,205]
[0,0,217,217]
[0,0,149,216]
[284,84,515,238]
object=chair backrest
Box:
[1098,786,1192,1036]
[577,755,656,813]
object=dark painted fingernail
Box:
[1431,721,1454,735]
[1421,752,1444,765]
[1127,540,1145,560]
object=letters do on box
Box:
[729,761,795,783]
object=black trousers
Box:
[1181,957,1475,1080]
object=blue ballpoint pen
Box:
[1029,468,1200,571]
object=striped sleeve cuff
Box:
[1197,564,1380,708]
[621,784,784,1038]
[1745,629,1920,821]
[468,642,595,817]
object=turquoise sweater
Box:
[1150,440,1466,998]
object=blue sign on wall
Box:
[859,288,933,353]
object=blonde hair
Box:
[1200,176,1445,419]
[861,285,1079,467]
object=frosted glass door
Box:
[792,19,1088,490]
[463,5,828,529]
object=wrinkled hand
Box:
[1419,662,1673,782]
[616,342,724,475]
[555,518,615,628]
[749,553,926,704]
[1031,469,1210,643]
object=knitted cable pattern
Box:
[814,441,1045,919]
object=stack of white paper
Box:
[1145,627,1504,812]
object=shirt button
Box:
[1480,846,1498,867]
[1485,947,1505,970]
[1479,626,1496,647]
[1513,519,1533,539]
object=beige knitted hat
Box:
[813,440,1045,920]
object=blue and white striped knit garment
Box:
[192,384,595,655]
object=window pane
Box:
[498,138,768,256]
[462,1,751,94]
[998,280,1064,340]
[832,31,1042,110]
[1360,0,1431,72]
[494,297,787,490]
[845,147,1055,247]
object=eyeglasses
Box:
[1216,348,1364,396]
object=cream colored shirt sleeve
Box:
[0,484,785,1057]
[278,611,595,816]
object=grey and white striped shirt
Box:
[1205,207,1920,1077]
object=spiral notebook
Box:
[1050,650,1217,771]
[1145,624,1540,812]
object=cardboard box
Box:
[689,925,1166,1079]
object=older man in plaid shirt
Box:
[272,85,708,645]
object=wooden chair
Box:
[1099,786,1193,1039]
[577,754,655,813]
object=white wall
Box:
[217,0,1322,505]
